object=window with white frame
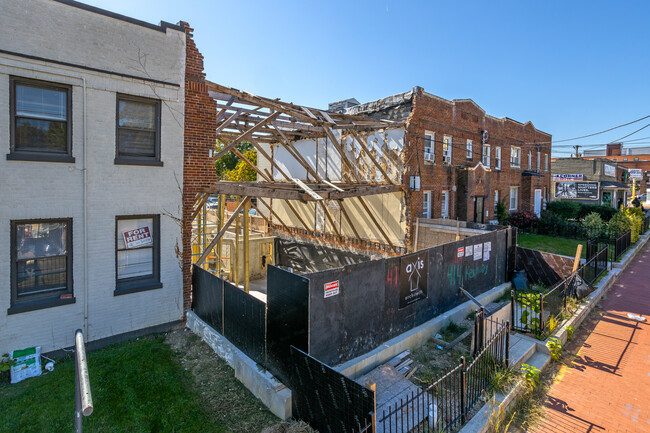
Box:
[466,140,473,159]
[482,145,491,168]
[424,132,434,163]
[443,136,452,164]
[441,191,449,218]
[509,187,518,210]
[528,151,532,170]
[510,147,521,168]
[423,191,431,218]
[545,154,548,171]
[494,190,499,212]
[495,147,502,170]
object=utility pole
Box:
[573,145,581,158]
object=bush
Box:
[509,210,538,229]
[535,210,587,238]
[496,200,510,225]
[546,201,581,219]
[583,212,606,238]
[608,212,631,239]
[624,208,642,243]
[577,204,618,222]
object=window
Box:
[422,191,431,219]
[443,136,452,164]
[116,95,162,165]
[494,190,499,212]
[537,151,541,172]
[115,215,161,295]
[482,145,491,168]
[466,140,473,159]
[528,151,532,170]
[441,191,449,218]
[10,219,73,314]
[623,158,628,161]
[9,77,73,163]
[510,147,521,168]
[545,154,548,171]
[634,157,639,161]
[424,132,434,163]
[509,187,518,211]
[495,147,502,170]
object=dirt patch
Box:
[165,328,279,433]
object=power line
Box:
[549,114,650,144]
[609,122,650,143]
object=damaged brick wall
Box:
[181,23,218,312]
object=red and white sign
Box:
[457,247,464,258]
[122,227,153,249]
[324,280,340,298]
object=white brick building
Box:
[0,0,186,354]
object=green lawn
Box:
[517,233,585,258]
[0,335,232,433]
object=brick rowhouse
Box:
[181,23,218,312]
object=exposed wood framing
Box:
[350,131,396,185]
[196,197,250,266]
[357,196,395,249]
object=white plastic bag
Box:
[10,346,42,384]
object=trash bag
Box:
[567,274,593,300]
[512,270,529,291]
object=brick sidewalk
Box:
[532,242,650,433]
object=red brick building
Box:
[583,143,650,195]
[345,87,552,237]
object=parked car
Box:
[205,197,220,209]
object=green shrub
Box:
[608,212,631,239]
[624,208,642,242]
[520,363,541,391]
[546,337,563,362]
[577,204,618,221]
[535,210,586,238]
[583,212,606,238]
[509,210,538,229]
[546,201,581,219]
[496,200,510,225]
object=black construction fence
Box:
[192,226,516,432]
[511,243,608,337]
[376,317,510,433]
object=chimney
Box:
[607,142,622,156]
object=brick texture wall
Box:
[404,89,552,249]
[181,23,218,312]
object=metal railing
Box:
[613,230,631,261]
[376,319,509,432]
[74,329,93,433]
[579,245,609,285]
[643,216,650,234]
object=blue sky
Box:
[85,0,650,156]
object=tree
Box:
[225,148,257,182]
[214,141,254,179]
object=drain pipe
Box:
[81,77,89,338]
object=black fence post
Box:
[480,306,486,351]
[539,294,545,335]
[510,290,515,330]
[460,356,467,423]
[505,321,510,368]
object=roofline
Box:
[52,0,184,33]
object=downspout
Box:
[82,77,89,338]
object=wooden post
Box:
[456,219,461,241]
[572,244,583,273]
[244,200,250,293]
[218,194,224,274]
[234,198,240,286]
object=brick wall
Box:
[181,23,218,312]
[404,89,552,249]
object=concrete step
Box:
[508,333,538,369]
[522,351,551,372]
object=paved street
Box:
[533,242,650,432]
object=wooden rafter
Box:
[196,197,250,266]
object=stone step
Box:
[508,333,538,369]
[522,351,551,372]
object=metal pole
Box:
[505,321,510,368]
[74,329,93,432]
[460,356,467,423]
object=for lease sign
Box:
[122,227,153,249]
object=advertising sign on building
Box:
[122,226,153,249]
[553,174,583,182]
[604,164,616,177]
[629,168,643,180]
[554,182,599,200]
[399,250,429,309]
[324,280,340,298]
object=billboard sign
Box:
[554,182,599,200]
[553,174,583,182]
[399,250,429,309]
[604,164,616,177]
[629,168,643,180]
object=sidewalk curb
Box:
[458,233,649,433]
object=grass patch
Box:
[518,233,585,258]
[0,334,259,433]
[440,322,466,343]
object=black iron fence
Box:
[643,216,650,234]
[613,230,631,261]
[376,318,509,433]
[580,245,609,285]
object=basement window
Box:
[9,219,74,314]
[115,215,162,295]
[8,77,74,163]
[115,95,162,166]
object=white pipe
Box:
[82,77,89,338]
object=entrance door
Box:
[534,189,542,217]
[474,196,485,223]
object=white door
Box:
[534,189,542,217]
